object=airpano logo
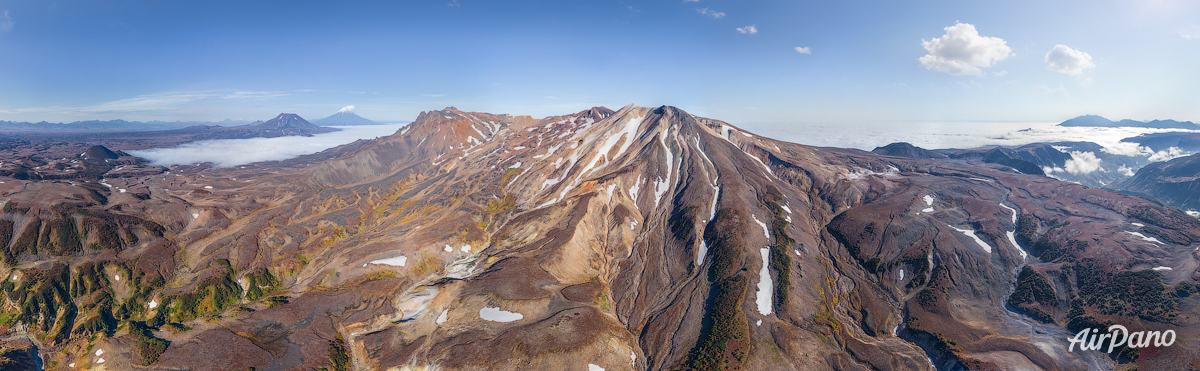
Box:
[1068,325,1176,353]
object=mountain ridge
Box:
[0,104,1197,370]
[1059,114,1198,129]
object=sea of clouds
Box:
[129,124,405,168]
[130,120,1195,172]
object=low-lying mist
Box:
[129,124,405,167]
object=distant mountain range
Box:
[312,106,381,126]
[0,106,385,132]
[0,118,250,132]
[1058,114,1198,129]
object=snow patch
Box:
[436,309,449,325]
[756,248,773,315]
[1007,231,1028,260]
[752,215,769,239]
[96,349,104,356]
[709,186,720,221]
[204,185,213,189]
[756,320,762,326]
[781,204,792,214]
[149,299,158,309]
[998,203,1018,225]
[479,307,523,322]
[948,225,992,253]
[653,177,669,209]
[1132,222,1144,227]
[1152,266,1173,271]
[1126,231,1163,244]
[97,358,105,364]
[900,269,904,280]
[444,245,453,252]
[696,240,708,267]
[923,195,934,206]
[118,189,126,193]
[371,256,408,266]
[922,207,934,213]
[114,275,120,281]
[588,364,605,371]
[192,213,200,219]
[509,161,522,168]
[629,176,642,200]
[461,245,471,252]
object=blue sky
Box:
[0,0,1197,126]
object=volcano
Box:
[313,106,382,126]
[1,105,1197,370]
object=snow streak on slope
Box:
[756,248,773,315]
[949,225,992,253]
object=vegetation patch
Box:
[166,260,242,322]
[1070,259,1176,321]
[1007,265,1057,323]
[326,336,351,371]
[681,208,751,371]
[131,322,170,366]
[244,268,280,302]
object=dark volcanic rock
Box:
[82,144,120,160]
[871,142,948,159]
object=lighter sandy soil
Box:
[971,350,1044,371]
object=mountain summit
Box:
[238,113,339,137]
[2,104,1197,370]
[313,106,381,126]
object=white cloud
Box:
[338,105,355,112]
[736,25,758,35]
[1180,26,1200,40]
[1063,151,1102,175]
[0,11,12,33]
[1044,45,1095,75]
[918,22,1012,76]
[447,0,460,8]
[794,46,812,54]
[1118,164,1136,177]
[697,8,725,18]
[1148,147,1187,162]
[0,90,289,120]
[129,124,404,168]
[1102,142,1153,157]
[1102,142,1189,162]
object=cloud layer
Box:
[918,23,1011,76]
[1045,45,1094,75]
[794,47,812,54]
[130,124,404,168]
[736,25,758,34]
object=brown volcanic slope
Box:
[2,105,1200,370]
